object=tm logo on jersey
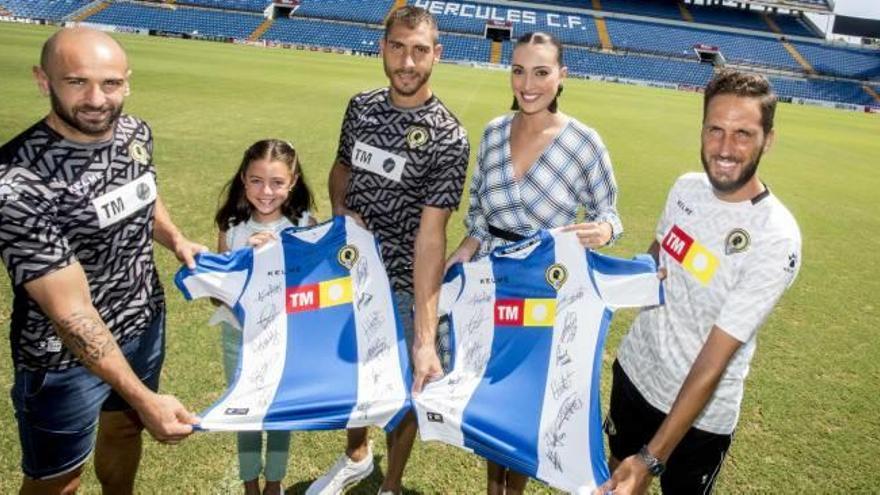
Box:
[495,298,556,327]
[662,225,719,285]
[286,276,353,313]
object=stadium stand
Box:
[499,39,713,87]
[544,0,819,38]
[405,1,602,47]
[3,0,874,107]
[0,0,92,21]
[264,15,490,61]
[770,77,880,105]
[603,18,802,70]
[790,41,880,80]
[87,1,263,39]
[688,4,815,37]
[293,0,394,25]
[174,0,270,13]
[262,16,384,51]
[440,33,491,62]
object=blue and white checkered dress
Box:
[465,114,622,258]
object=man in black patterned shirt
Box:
[307,6,470,495]
[0,28,206,495]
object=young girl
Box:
[212,139,315,495]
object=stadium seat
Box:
[294,0,394,25]
[6,0,872,106]
[87,2,264,39]
[0,0,91,21]
[174,0,271,13]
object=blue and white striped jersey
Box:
[175,216,411,431]
[414,230,663,493]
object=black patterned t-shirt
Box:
[0,115,164,371]
[336,87,469,293]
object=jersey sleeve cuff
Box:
[12,252,77,287]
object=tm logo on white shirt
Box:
[92,173,156,229]
[352,140,406,183]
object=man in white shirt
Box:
[597,69,802,495]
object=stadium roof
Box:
[728,0,834,14]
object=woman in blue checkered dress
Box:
[445,31,623,495]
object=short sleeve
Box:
[655,178,681,243]
[588,251,663,310]
[716,234,801,343]
[335,97,358,168]
[0,166,76,286]
[424,127,469,210]
[174,248,254,308]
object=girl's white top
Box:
[209,212,311,329]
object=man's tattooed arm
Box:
[54,311,120,368]
[23,261,198,443]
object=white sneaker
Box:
[305,447,374,495]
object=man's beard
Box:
[700,144,763,194]
[384,59,431,98]
[50,89,122,137]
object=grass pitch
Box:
[0,22,879,493]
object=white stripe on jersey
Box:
[347,222,408,428]
[196,241,289,430]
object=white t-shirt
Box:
[210,213,310,329]
[617,173,801,434]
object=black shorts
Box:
[604,360,732,494]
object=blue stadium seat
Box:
[0,0,91,21]
[174,0,271,13]
[5,0,870,106]
[88,2,264,39]
[263,17,384,51]
[500,40,713,86]
[261,17,490,62]
[294,0,394,25]
[770,77,878,106]
[411,0,601,47]
[604,18,801,71]
[792,42,880,80]
[439,33,491,62]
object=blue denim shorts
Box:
[10,310,166,480]
[394,290,450,372]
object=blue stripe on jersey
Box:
[262,221,358,429]
[586,251,661,304]
[462,235,557,478]
[174,248,254,302]
[589,308,613,485]
[587,250,656,276]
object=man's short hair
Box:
[384,5,439,43]
[703,69,777,135]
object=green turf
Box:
[1,22,879,493]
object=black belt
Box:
[488,224,527,242]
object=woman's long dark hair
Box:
[214,139,315,231]
[510,31,565,113]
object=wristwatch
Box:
[637,445,666,476]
